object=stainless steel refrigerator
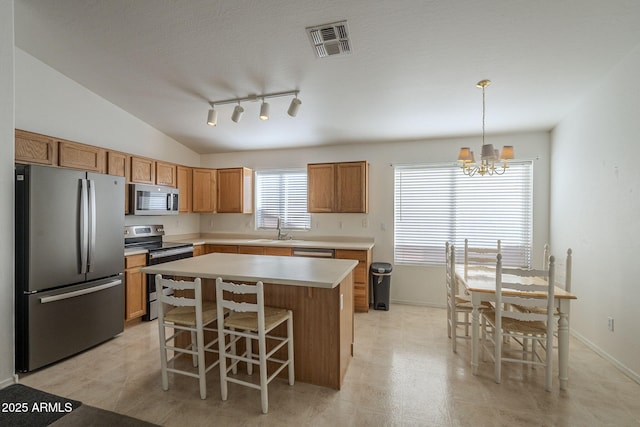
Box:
[15,164,125,372]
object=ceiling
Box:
[14,0,640,154]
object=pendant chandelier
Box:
[457,80,514,176]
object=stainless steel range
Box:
[124,225,193,320]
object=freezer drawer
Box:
[18,276,124,372]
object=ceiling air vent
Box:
[306,20,351,58]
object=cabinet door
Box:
[336,161,368,213]
[130,156,155,184]
[107,151,128,177]
[217,167,253,213]
[58,140,105,172]
[125,267,146,320]
[107,151,130,214]
[177,166,193,213]
[124,254,147,320]
[156,161,177,187]
[307,163,335,213]
[192,168,216,213]
[15,129,57,165]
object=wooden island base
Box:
[173,272,354,390]
[144,253,357,390]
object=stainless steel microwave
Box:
[130,183,179,215]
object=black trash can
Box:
[370,262,393,311]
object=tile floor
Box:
[19,305,640,426]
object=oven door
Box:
[144,248,193,321]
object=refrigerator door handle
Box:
[39,279,122,304]
[88,179,97,272]
[80,178,89,274]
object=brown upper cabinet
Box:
[58,139,105,173]
[307,163,335,213]
[15,129,57,165]
[177,166,193,213]
[156,161,177,187]
[216,167,253,214]
[192,168,216,213]
[107,151,129,177]
[107,151,130,214]
[308,161,368,213]
[130,156,155,184]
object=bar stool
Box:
[215,277,294,414]
[156,275,220,399]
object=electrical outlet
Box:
[608,317,614,332]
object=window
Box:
[255,169,311,230]
[394,162,533,267]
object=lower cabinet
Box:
[193,244,205,257]
[336,249,372,313]
[124,254,147,321]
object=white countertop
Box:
[125,234,374,257]
[141,252,358,289]
[166,234,375,251]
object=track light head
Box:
[207,108,217,126]
[287,97,301,117]
[231,105,244,123]
[259,101,270,121]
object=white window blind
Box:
[394,162,533,267]
[255,169,310,230]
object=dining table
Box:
[454,264,577,390]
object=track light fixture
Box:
[259,99,270,121]
[207,90,300,125]
[288,96,301,117]
[231,104,244,123]
[207,108,217,126]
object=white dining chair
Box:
[446,242,491,353]
[155,275,221,399]
[464,238,501,279]
[481,254,556,391]
[215,277,294,414]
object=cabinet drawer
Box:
[354,285,366,298]
[354,295,368,311]
[206,245,238,254]
[238,246,265,255]
[353,263,367,284]
[335,249,368,262]
[125,254,147,269]
[265,247,293,256]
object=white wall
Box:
[0,0,16,388]
[14,48,202,236]
[550,43,640,381]
[201,131,550,306]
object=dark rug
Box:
[0,384,159,427]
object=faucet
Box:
[276,217,288,240]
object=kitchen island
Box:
[142,252,358,389]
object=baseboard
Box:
[571,330,640,385]
[0,374,18,389]
[389,299,445,309]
